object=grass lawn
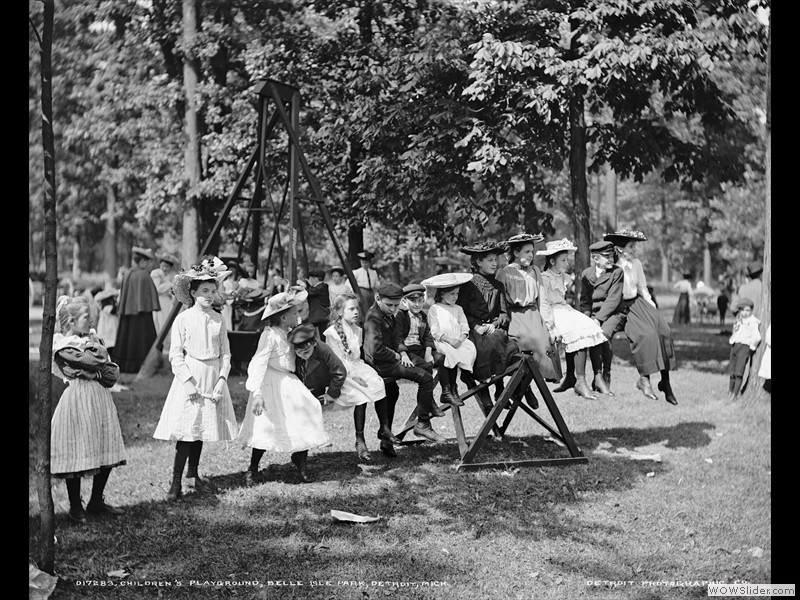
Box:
[28,317,772,600]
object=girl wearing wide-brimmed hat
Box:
[153,256,239,500]
[237,287,330,483]
[604,230,678,405]
[420,272,478,406]
[537,239,609,400]
[496,233,561,382]
[456,241,520,405]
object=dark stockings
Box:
[354,403,367,439]
[186,441,203,478]
[574,349,588,379]
[248,448,266,473]
[66,477,83,511]
[89,467,112,506]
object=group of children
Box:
[50,229,713,520]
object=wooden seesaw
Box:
[393,354,588,471]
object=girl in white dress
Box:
[324,292,387,461]
[51,295,127,523]
[153,256,238,501]
[421,273,477,407]
[237,288,330,483]
[536,239,608,400]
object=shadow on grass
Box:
[575,421,716,451]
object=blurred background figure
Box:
[151,253,180,353]
[671,273,693,325]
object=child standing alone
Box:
[727,298,762,399]
[421,273,478,406]
[153,257,239,500]
[51,295,127,523]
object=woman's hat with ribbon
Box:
[156,253,180,267]
[261,287,309,320]
[420,272,473,289]
[505,232,545,246]
[536,238,577,256]
[604,229,647,247]
[172,255,232,306]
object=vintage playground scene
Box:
[29,0,772,598]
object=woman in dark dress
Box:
[456,241,520,403]
[671,273,692,325]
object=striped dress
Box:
[153,304,239,442]
[50,333,127,478]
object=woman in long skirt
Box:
[496,233,561,382]
[671,273,692,325]
[605,230,678,405]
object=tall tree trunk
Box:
[744,17,770,405]
[181,0,201,265]
[569,84,591,305]
[346,140,364,269]
[703,240,712,287]
[607,169,617,230]
[32,0,57,574]
[71,235,80,282]
[103,184,117,281]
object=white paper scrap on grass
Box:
[331,510,380,523]
[628,453,662,462]
[29,563,57,600]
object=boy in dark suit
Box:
[363,281,445,456]
[290,323,347,406]
[554,241,624,395]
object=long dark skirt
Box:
[672,292,691,325]
[112,312,157,373]
[625,296,676,376]
[469,328,520,381]
[507,307,561,381]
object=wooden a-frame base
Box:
[394,354,588,471]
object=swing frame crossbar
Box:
[394,355,587,471]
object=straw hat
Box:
[420,272,473,289]
[459,241,507,256]
[261,288,309,321]
[603,229,647,247]
[132,246,155,261]
[156,253,179,267]
[172,256,232,306]
[505,232,545,246]
[536,238,577,257]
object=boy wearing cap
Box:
[727,298,762,398]
[363,281,446,452]
[395,283,446,417]
[113,246,161,373]
[289,322,347,407]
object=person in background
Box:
[737,260,763,319]
[351,250,381,312]
[303,267,331,341]
[151,253,180,353]
[327,265,351,306]
[112,246,161,374]
[152,257,238,501]
[363,282,445,454]
[716,289,730,326]
[51,295,126,523]
[672,273,692,325]
[605,230,678,405]
[93,288,120,356]
[727,298,762,399]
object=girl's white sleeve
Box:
[427,305,445,341]
[219,318,232,380]
[169,314,193,383]
[457,306,470,337]
[245,331,273,395]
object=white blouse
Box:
[324,321,364,365]
[245,326,295,394]
[169,304,232,383]
[617,257,655,306]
